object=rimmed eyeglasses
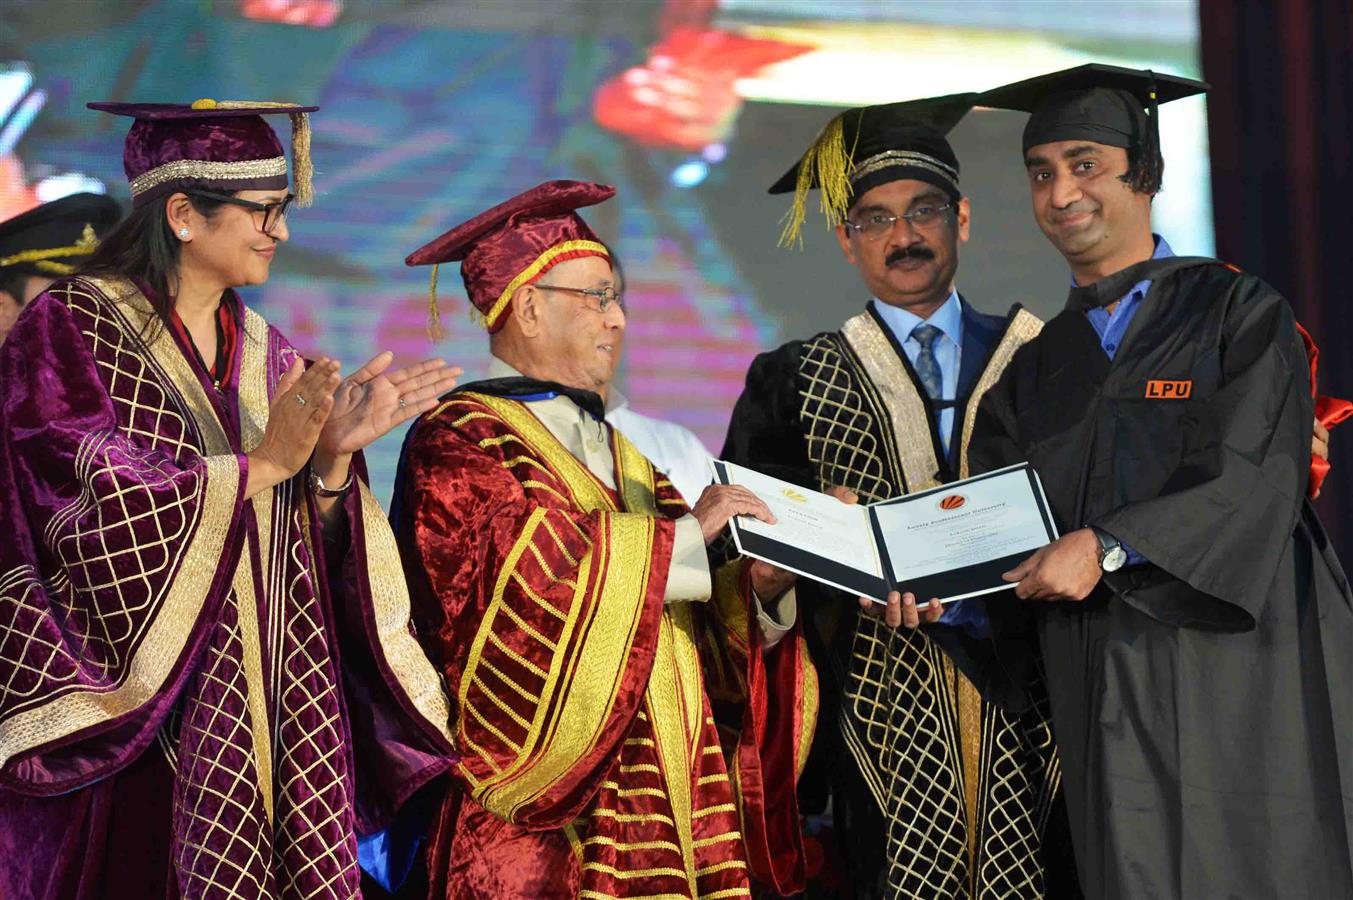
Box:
[190,190,295,235]
[843,201,956,240]
[534,283,626,314]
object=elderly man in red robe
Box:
[391,180,818,899]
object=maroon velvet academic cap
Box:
[405,180,615,335]
[87,99,319,209]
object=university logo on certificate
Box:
[712,459,1059,603]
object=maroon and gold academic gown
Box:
[395,386,819,899]
[0,276,455,899]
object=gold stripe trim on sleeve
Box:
[229,542,274,823]
[582,836,682,854]
[356,480,454,741]
[581,863,687,880]
[692,802,737,819]
[695,858,748,877]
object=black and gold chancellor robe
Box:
[970,257,1353,899]
[723,300,1068,899]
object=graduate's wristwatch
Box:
[1091,527,1128,573]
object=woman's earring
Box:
[178,228,190,239]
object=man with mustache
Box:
[972,64,1353,898]
[722,95,1070,899]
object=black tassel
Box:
[1143,69,1163,193]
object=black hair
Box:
[1119,147,1163,195]
[0,270,29,307]
[77,192,230,328]
[1120,104,1164,195]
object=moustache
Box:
[885,245,935,267]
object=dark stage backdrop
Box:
[1201,0,1353,561]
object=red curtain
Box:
[1200,0,1353,559]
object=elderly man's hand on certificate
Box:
[691,484,777,544]
[823,485,944,630]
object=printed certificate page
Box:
[713,460,889,600]
[869,464,1058,603]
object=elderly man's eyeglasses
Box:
[843,201,956,240]
[535,283,626,314]
[190,190,295,235]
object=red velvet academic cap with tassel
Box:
[405,180,614,336]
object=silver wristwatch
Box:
[1091,527,1128,573]
[308,466,354,498]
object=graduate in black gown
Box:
[971,64,1353,899]
[723,95,1071,899]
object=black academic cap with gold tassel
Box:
[769,92,977,247]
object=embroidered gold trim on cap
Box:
[482,240,611,330]
[0,224,102,270]
[849,150,959,191]
[129,156,288,199]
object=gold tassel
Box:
[192,99,314,205]
[289,112,314,207]
[427,263,445,340]
[778,109,860,248]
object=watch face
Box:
[1102,545,1128,572]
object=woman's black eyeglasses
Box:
[190,190,295,235]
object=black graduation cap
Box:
[977,64,1208,191]
[0,193,123,278]
[769,92,977,246]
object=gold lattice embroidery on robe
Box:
[0,276,451,898]
[799,308,1058,899]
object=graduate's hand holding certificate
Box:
[1001,527,1103,602]
[712,460,1059,606]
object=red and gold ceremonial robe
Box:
[0,276,454,899]
[394,386,818,899]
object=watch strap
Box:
[309,466,354,498]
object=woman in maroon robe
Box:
[0,100,460,899]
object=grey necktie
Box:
[911,322,944,399]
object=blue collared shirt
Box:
[1083,235,1173,359]
[872,291,988,636]
[871,290,963,453]
[1076,235,1173,567]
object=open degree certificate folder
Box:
[712,460,1059,604]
